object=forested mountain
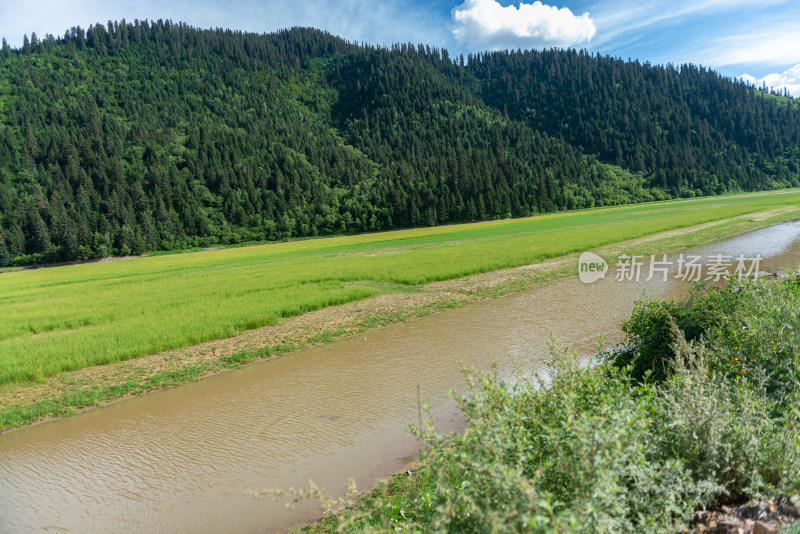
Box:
[0,21,798,266]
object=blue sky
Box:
[2,0,799,95]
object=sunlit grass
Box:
[2,190,800,384]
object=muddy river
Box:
[2,222,800,533]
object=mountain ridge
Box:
[0,21,797,266]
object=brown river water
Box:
[3,222,800,533]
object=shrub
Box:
[611,282,743,383]
[650,328,800,504]
[710,278,800,405]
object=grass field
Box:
[2,191,800,385]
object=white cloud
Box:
[590,0,788,47]
[451,0,596,50]
[690,25,800,69]
[740,64,800,97]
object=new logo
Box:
[578,252,608,284]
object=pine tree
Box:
[0,227,10,266]
[31,212,52,254]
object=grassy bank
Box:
[3,191,800,385]
[2,191,800,431]
[299,278,800,533]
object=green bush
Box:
[650,329,800,504]
[612,277,800,401]
[611,283,744,382]
[710,278,800,405]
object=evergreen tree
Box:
[0,227,10,267]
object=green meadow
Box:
[2,191,800,385]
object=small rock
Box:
[696,510,707,521]
[710,521,742,533]
[752,521,775,534]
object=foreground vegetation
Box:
[2,23,800,266]
[302,277,800,533]
[2,192,799,388]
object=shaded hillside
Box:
[464,49,800,193]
